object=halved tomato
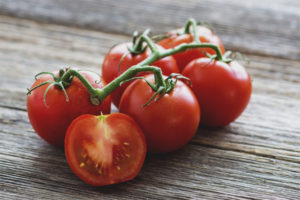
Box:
[65,113,147,186]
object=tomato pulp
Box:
[65,113,147,186]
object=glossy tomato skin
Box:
[65,113,146,186]
[27,71,111,147]
[119,75,200,153]
[102,42,179,107]
[182,58,252,127]
[158,26,225,71]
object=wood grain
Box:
[0,0,300,61]
[0,14,299,199]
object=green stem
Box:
[56,42,227,105]
[131,29,157,53]
[183,18,199,43]
[60,69,98,96]
[139,34,157,53]
[160,42,224,61]
[94,65,165,103]
[93,42,227,104]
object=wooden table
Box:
[0,0,299,199]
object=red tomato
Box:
[65,113,146,186]
[27,71,111,147]
[182,58,252,126]
[158,26,225,71]
[119,74,200,153]
[102,42,179,107]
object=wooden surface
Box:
[0,0,300,199]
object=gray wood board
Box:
[0,0,300,61]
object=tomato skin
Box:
[158,26,225,71]
[119,75,200,153]
[182,58,252,127]
[102,42,179,107]
[27,71,111,147]
[65,113,146,186]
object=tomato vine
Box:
[28,18,232,107]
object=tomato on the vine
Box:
[182,58,252,127]
[119,74,200,153]
[27,71,111,147]
[65,113,146,186]
[102,42,179,107]
[158,26,225,71]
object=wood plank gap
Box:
[189,141,300,164]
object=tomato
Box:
[102,42,179,107]
[65,113,146,186]
[119,74,200,153]
[27,71,111,147]
[158,26,225,71]
[182,58,252,127]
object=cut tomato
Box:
[65,113,147,186]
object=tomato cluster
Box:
[27,21,252,186]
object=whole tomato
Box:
[182,58,252,127]
[102,42,179,107]
[119,74,200,153]
[158,26,225,71]
[65,113,146,186]
[27,71,111,147]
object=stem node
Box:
[90,96,101,106]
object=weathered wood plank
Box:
[0,106,299,199]
[0,15,300,199]
[0,0,299,60]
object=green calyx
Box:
[120,72,191,107]
[27,68,72,106]
[127,30,149,55]
[142,73,191,107]
[27,68,103,107]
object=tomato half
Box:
[158,26,225,71]
[102,42,179,107]
[65,113,146,186]
[119,74,200,153]
[27,71,111,147]
[182,58,252,126]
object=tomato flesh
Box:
[65,113,147,186]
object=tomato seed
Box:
[125,154,131,158]
[81,152,87,159]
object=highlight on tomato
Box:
[158,26,225,71]
[65,113,147,186]
[119,74,200,153]
[102,42,179,107]
[27,70,111,147]
[182,57,252,127]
